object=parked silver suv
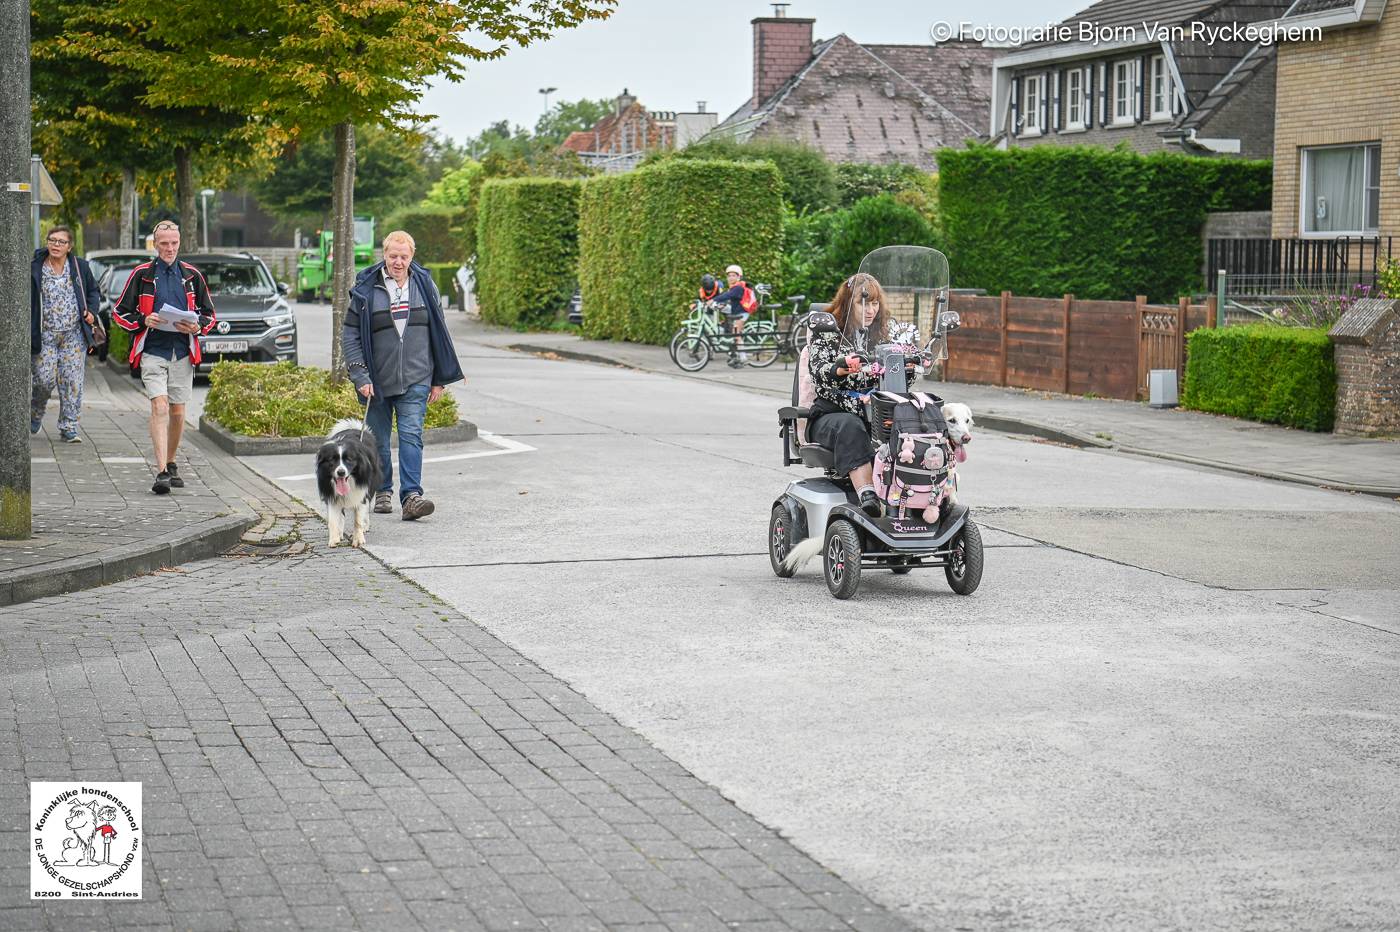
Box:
[180,253,298,371]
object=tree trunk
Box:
[119,166,135,249]
[0,0,31,538]
[330,121,357,380]
[174,148,198,248]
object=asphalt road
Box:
[230,304,1400,931]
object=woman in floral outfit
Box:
[806,272,919,516]
[30,225,102,442]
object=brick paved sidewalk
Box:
[0,491,911,932]
[2,363,256,605]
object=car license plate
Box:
[202,340,248,353]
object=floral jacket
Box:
[807,321,920,416]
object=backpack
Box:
[738,282,758,314]
[871,391,954,522]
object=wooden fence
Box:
[942,292,1216,401]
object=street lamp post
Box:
[200,188,215,252]
[0,0,31,539]
[539,86,557,119]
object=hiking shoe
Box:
[60,431,82,444]
[152,472,172,495]
[374,491,393,514]
[166,462,184,488]
[30,418,41,435]
[400,494,434,521]
[859,490,882,518]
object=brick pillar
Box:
[752,16,814,106]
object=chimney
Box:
[752,9,814,105]
[615,88,636,116]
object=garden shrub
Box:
[421,263,460,309]
[938,144,1272,302]
[780,195,942,305]
[380,205,467,263]
[204,362,458,437]
[475,177,581,329]
[1182,325,1335,431]
[578,159,782,344]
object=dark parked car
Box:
[103,252,297,372]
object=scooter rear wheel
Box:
[824,519,863,599]
[945,520,984,595]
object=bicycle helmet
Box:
[699,273,719,300]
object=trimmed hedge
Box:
[656,139,836,215]
[475,177,581,329]
[780,194,942,305]
[204,362,458,438]
[381,206,467,263]
[578,159,782,345]
[1182,325,1335,431]
[938,144,1271,302]
[421,263,459,309]
[107,319,132,365]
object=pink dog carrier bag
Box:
[871,391,951,520]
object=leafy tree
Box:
[69,0,616,375]
[782,195,940,302]
[533,97,612,147]
[424,161,483,208]
[254,125,430,227]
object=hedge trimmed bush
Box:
[107,319,132,366]
[781,194,942,305]
[938,144,1271,302]
[204,362,458,438]
[421,263,459,309]
[381,206,467,263]
[578,159,782,345]
[656,139,836,215]
[1182,325,1335,431]
[475,177,581,329]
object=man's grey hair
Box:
[382,230,416,252]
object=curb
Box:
[970,414,1115,450]
[507,344,639,369]
[0,513,255,608]
[198,417,479,456]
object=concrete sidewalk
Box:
[1,362,260,606]
[465,318,1400,498]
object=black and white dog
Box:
[316,418,381,548]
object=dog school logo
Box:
[31,782,141,899]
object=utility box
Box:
[1149,369,1179,408]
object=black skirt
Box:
[807,407,874,476]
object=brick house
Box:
[558,91,717,173]
[990,0,1290,158]
[1268,0,1397,246]
[707,10,1000,170]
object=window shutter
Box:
[1052,71,1061,132]
[1084,66,1093,128]
[1010,77,1019,134]
[1099,63,1108,125]
[1042,72,1050,131]
[1136,55,1146,122]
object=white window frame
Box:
[1300,142,1382,237]
[1065,68,1085,131]
[1022,74,1043,136]
[1112,59,1137,126]
[1149,54,1173,121]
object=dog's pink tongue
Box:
[334,477,350,497]
[955,445,967,463]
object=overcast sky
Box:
[414,1,1088,144]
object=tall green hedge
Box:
[938,144,1271,302]
[1183,325,1335,431]
[780,194,942,305]
[475,177,581,329]
[654,140,836,215]
[381,206,467,264]
[578,159,782,345]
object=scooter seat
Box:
[798,443,835,470]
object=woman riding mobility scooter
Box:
[769,246,984,599]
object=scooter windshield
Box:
[857,245,955,364]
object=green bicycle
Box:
[669,284,781,372]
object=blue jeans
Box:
[363,382,429,502]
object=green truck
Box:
[296,216,376,302]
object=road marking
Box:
[273,430,534,482]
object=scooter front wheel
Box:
[824,519,862,599]
[769,505,796,578]
[945,520,984,595]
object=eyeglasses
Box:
[152,221,180,232]
[46,237,70,245]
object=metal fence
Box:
[1205,235,1393,296]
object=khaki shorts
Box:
[140,353,194,404]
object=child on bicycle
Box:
[707,265,755,368]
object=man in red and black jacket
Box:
[112,220,217,495]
